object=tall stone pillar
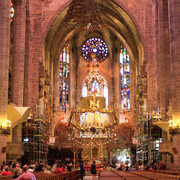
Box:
[168,0,180,124]
[146,1,159,111]
[52,54,60,136]
[168,0,180,169]
[75,44,82,105]
[158,0,171,119]
[172,134,180,169]
[53,58,60,111]
[69,43,77,109]
[113,41,121,109]
[12,0,26,106]
[0,136,7,166]
[11,0,26,144]
[0,0,11,165]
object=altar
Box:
[80,112,110,138]
[68,70,119,161]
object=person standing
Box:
[80,161,85,180]
[90,161,97,180]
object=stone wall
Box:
[0,136,7,166]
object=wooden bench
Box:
[0,170,80,180]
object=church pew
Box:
[0,170,80,180]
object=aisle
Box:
[79,175,99,180]
[80,171,180,180]
[100,171,123,179]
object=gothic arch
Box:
[41,0,145,68]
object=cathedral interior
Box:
[0,0,180,171]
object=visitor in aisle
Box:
[90,161,97,180]
[80,161,85,180]
[66,163,72,171]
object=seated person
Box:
[1,166,12,175]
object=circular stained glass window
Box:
[82,38,108,62]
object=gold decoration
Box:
[80,96,105,110]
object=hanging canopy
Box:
[7,105,31,129]
[153,121,169,131]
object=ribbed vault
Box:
[45,0,143,66]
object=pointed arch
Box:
[82,71,108,107]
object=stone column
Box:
[113,41,121,109]
[0,136,7,165]
[11,0,26,144]
[0,0,11,165]
[110,150,113,165]
[69,43,77,109]
[53,57,60,110]
[172,134,180,169]
[25,1,41,113]
[146,1,159,111]
[157,0,171,119]
[12,0,26,106]
[91,147,93,160]
[168,0,180,169]
[75,44,82,105]
[168,0,180,124]
[73,151,76,168]
[52,55,60,137]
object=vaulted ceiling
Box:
[45,0,143,65]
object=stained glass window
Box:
[120,45,130,110]
[91,79,100,94]
[82,71,108,106]
[59,44,69,110]
[10,2,15,23]
[82,38,108,62]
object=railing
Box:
[0,170,81,180]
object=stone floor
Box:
[80,176,99,180]
[79,170,180,180]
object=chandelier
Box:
[10,2,15,23]
[68,95,119,136]
[63,0,104,30]
[0,120,11,135]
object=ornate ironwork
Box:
[68,96,119,132]
[63,0,104,31]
